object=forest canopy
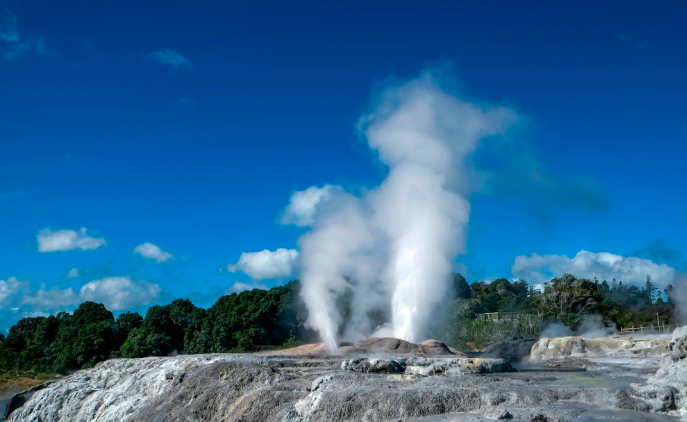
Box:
[0,274,677,376]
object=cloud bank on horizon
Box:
[512,250,677,289]
[0,276,161,332]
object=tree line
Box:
[448,273,677,349]
[0,282,312,376]
[0,274,678,375]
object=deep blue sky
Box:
[1,0,686,328]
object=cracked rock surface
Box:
[3,352,679,422]
[6,330,687,422]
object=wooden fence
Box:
[620,324,675,334]
[476,312,531,322]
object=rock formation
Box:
[482,336,538,363]
[529,336,671,362]
[264,337,467,357]
[6,333,687,421]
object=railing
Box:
[620,324,675,334]
[476,312,530,322]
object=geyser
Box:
[296,70,518,351]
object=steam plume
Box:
[295,70,518,350]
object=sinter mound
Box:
[263,337,466,357]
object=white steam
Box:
[292,71,518,350]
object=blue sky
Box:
[1,0,686,330]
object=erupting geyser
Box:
[295,70,518,351]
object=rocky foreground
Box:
[5,330,687,422]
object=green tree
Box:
[169,299,208,353]
[452,273,472,300]
[116,312,144,344]
[120,305,176,358]
[643,275,657,304]
[52,302,117,372]
[534,274,602,330]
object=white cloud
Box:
[0,277,80,330]
[65,268,79,278]
[37,227,106,252]
[134,243,173,263]
[281,185,340,226]
[0,275,161,331]
[227,248,299,280]
[511,250,676,289]
[147,48,192,69]
[79,276,161,311]
[225,281,268,294]
[0,11,53,60]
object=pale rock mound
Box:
[638,326,687,417]
[266,337,466,357]
[529,336,670,363]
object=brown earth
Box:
[0,377,48,396]
[259,337,466,357]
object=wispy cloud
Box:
[146,48,192,69]
[0,11,19,42]
[65,268,79,278]
[133,242,173,263]
[0,10,54,60]
[37,227,106,252]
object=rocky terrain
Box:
[5,331,687,422]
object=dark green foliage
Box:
[449,273,677,351]
[452,273,471,300]
[469,278,530,312]
[533,274,603,330]
[120,305,178,358]
[204,287,288,352]
[120,299,208,358]
[116,312,143,344]
[0,275,678,374]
